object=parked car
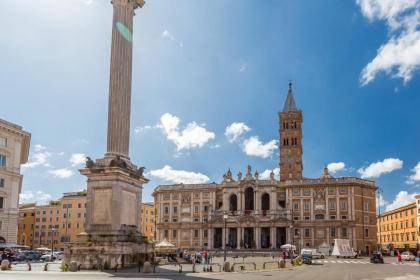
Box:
[40,252,63,262]
[370,252,384,264]
[25,251,42,261]
[401,251,416,261]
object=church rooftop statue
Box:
[282,81,298,112]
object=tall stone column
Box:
[106,0,145,159]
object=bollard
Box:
[27,261,31,271]
[43,263,48,271]
[192,263,196,273]
[178,264,182,273]
[210,265,213,272]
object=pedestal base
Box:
[64,231,153,269]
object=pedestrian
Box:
[397,251,402,264]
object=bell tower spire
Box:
[279,81,303,181]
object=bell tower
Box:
[279,82,303,181]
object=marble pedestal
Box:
[64,157,152,269]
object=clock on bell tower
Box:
[279,81,303,181]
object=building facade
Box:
[0,119,31,244]
[18,192,154,250]
[140,202,155,241]
[377,202,418,251]
[18,192,87,251]
[153,83,377,254]
[17,203,36,248]
[415,194,420,248]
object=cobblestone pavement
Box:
[0,257,418,280]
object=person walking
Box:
[397,251,402,264]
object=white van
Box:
[300,248,325,259]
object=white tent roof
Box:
[155,239,175,248]
[280,244,296,250]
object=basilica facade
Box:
[153,83,377,254]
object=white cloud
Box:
[22,144,52,169]
[327,162,346,174]
[225,122,251,142]
[161,30,175,40]
[357,158,403,178]
[69,153,86,167]
[239,63,247,72]
[161,30,183,47]
[48,168,74,178]
[357,0,420,85]
[242,136,278,158]
[260,168,280,180]
[134,125,153,135]
[20,190,52,204]
[407,161,420,183]
[150,165,210,184]
[385,191,419,211]
[157,113,215,151]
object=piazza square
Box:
[1,0,419,279]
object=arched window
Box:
[315,214,325,220]
[229,194,237,212]
[245,187,254,212]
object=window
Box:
[203,205,209,212]
[304,216,310,220]
[339,200,348,210]
[293,202,299,210]
[0,154,6,167]
[304,201,310,211]
[315,214,324,220]
[364,202,369,211]
[173,206,178,213]
[0,178,4,188]
[292,189,300,196]
[341,215,347,220]
[172,218,177,223]
[194,230,199,238]
[293,216,299,221]
[78,203,81,208]
[164,230,169,238]
[172,230,177,238]
[339,188,348,195]
[304,228,310,238]
[194,218,199,222]
[294,229,299,236]
[330,215,336,220]
[303,189,311,196]
[203,230,208,238]
[341,228,347,238]
[194,205,199,213]
[364,216,369,223]
[328,188,336,195]
[164,207,169,214]
[364,228,369,238]
[0,137,7,146]
[329,200,336,210]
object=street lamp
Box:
[51,227,56,262]
[223,213,228,262]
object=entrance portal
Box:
[228,228,237,249]
[261,227,270,248]
[276,227,286,248]
[214,228,222,249]
[244,228,254,249]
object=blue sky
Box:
[1,0,419,211]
